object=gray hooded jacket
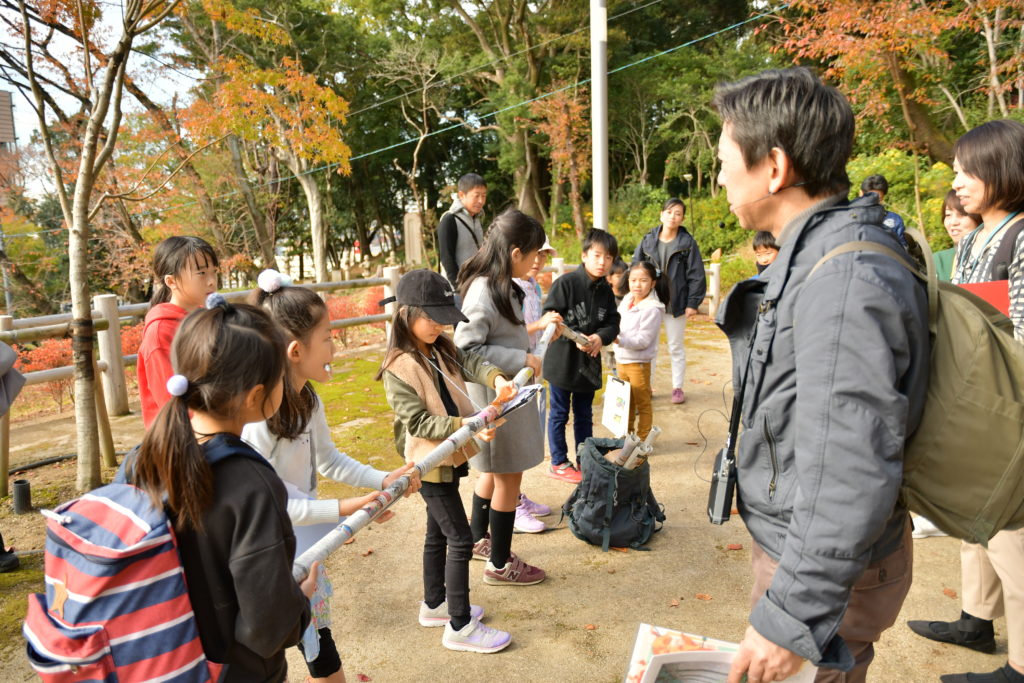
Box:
[438,197,484,288]
[716,193,929,670]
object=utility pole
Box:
[590,0,608,231]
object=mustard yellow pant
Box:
[616,362,653,439]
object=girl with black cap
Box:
[377,268,514,653]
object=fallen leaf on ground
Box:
[344,537,356,544]
[695,593,713,601]
[361,548,374,557]
[356,674,371,682]
[584,624,598,630]
[610,547,629,553]
[943,588,957,599]
[669,599,680,607]
[686,442,698,446]
[607,568,616,574]
[726,543,743,551]
[730,508,739,515]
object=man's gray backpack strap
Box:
[808,229,1024,544]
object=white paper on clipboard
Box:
[601,375,631,437]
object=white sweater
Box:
[242,399,389,527]
[613,291,666,364]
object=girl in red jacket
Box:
[137,236,219,426]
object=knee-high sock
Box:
[470,494,490,543]
[488,508,516,568]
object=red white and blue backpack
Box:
[23,482,223,682]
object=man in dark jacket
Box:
[714,68,929,683]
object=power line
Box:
[132,4,778,219]
[346,0,668,119]
[25,5,782,224]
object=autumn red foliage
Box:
[14,338,74,412]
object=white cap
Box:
[540,236,556,254]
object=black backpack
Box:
[562,437,665,551]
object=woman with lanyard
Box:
[631,198,706,404]
[950,120,1024,339]
[908,119,1024,683]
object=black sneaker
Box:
[907,615,996,654]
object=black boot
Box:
[907,611,996,654]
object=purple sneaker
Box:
[671,388,686,404]
[442,618,512,653]
[419,601,485,627]
[513,505,546,534]
[518,492,551,517]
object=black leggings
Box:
[296,626,342,678]
[421,482,473,624]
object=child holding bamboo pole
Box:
[243,270,421,682]
[377,269,514,653]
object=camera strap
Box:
[725,300,769,462]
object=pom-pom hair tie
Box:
[166,374,189,397]
[205,292,228,309]
[257,269,292,294]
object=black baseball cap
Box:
[379,269,468,325]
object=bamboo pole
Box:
[293,324,557,581]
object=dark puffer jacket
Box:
[632,225,706,316]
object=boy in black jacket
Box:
[543,229,621,483]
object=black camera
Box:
[707,446,737,525]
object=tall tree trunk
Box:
[885,54,954,165]
[227,134,278,269]
[71,190,100,491]
[516,131,547,221]
[293,169,328,282]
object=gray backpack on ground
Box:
[562,437,665,551]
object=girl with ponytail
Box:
[244,270,420,683]
[131,295,317,683]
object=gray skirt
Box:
[466,382,545,474]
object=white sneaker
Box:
[912,516,947,539]
[513,505,546,533]
[418,601,484,627]
[442,618,512,653]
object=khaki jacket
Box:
[383,347,503,481]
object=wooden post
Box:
[383,266,401,339]
[0,315,10,497]
[93,357,117,470]
[552,257,565,281]
[94,294,129,415]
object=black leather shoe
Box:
[941,665,1017,683]
[908,617,996,654]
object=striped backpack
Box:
[23,482,222,682]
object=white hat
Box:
[540,236,556,254]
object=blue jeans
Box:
[547,384,595,467]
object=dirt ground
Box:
[1,318,1007,682]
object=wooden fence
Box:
[0,260,721,495]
